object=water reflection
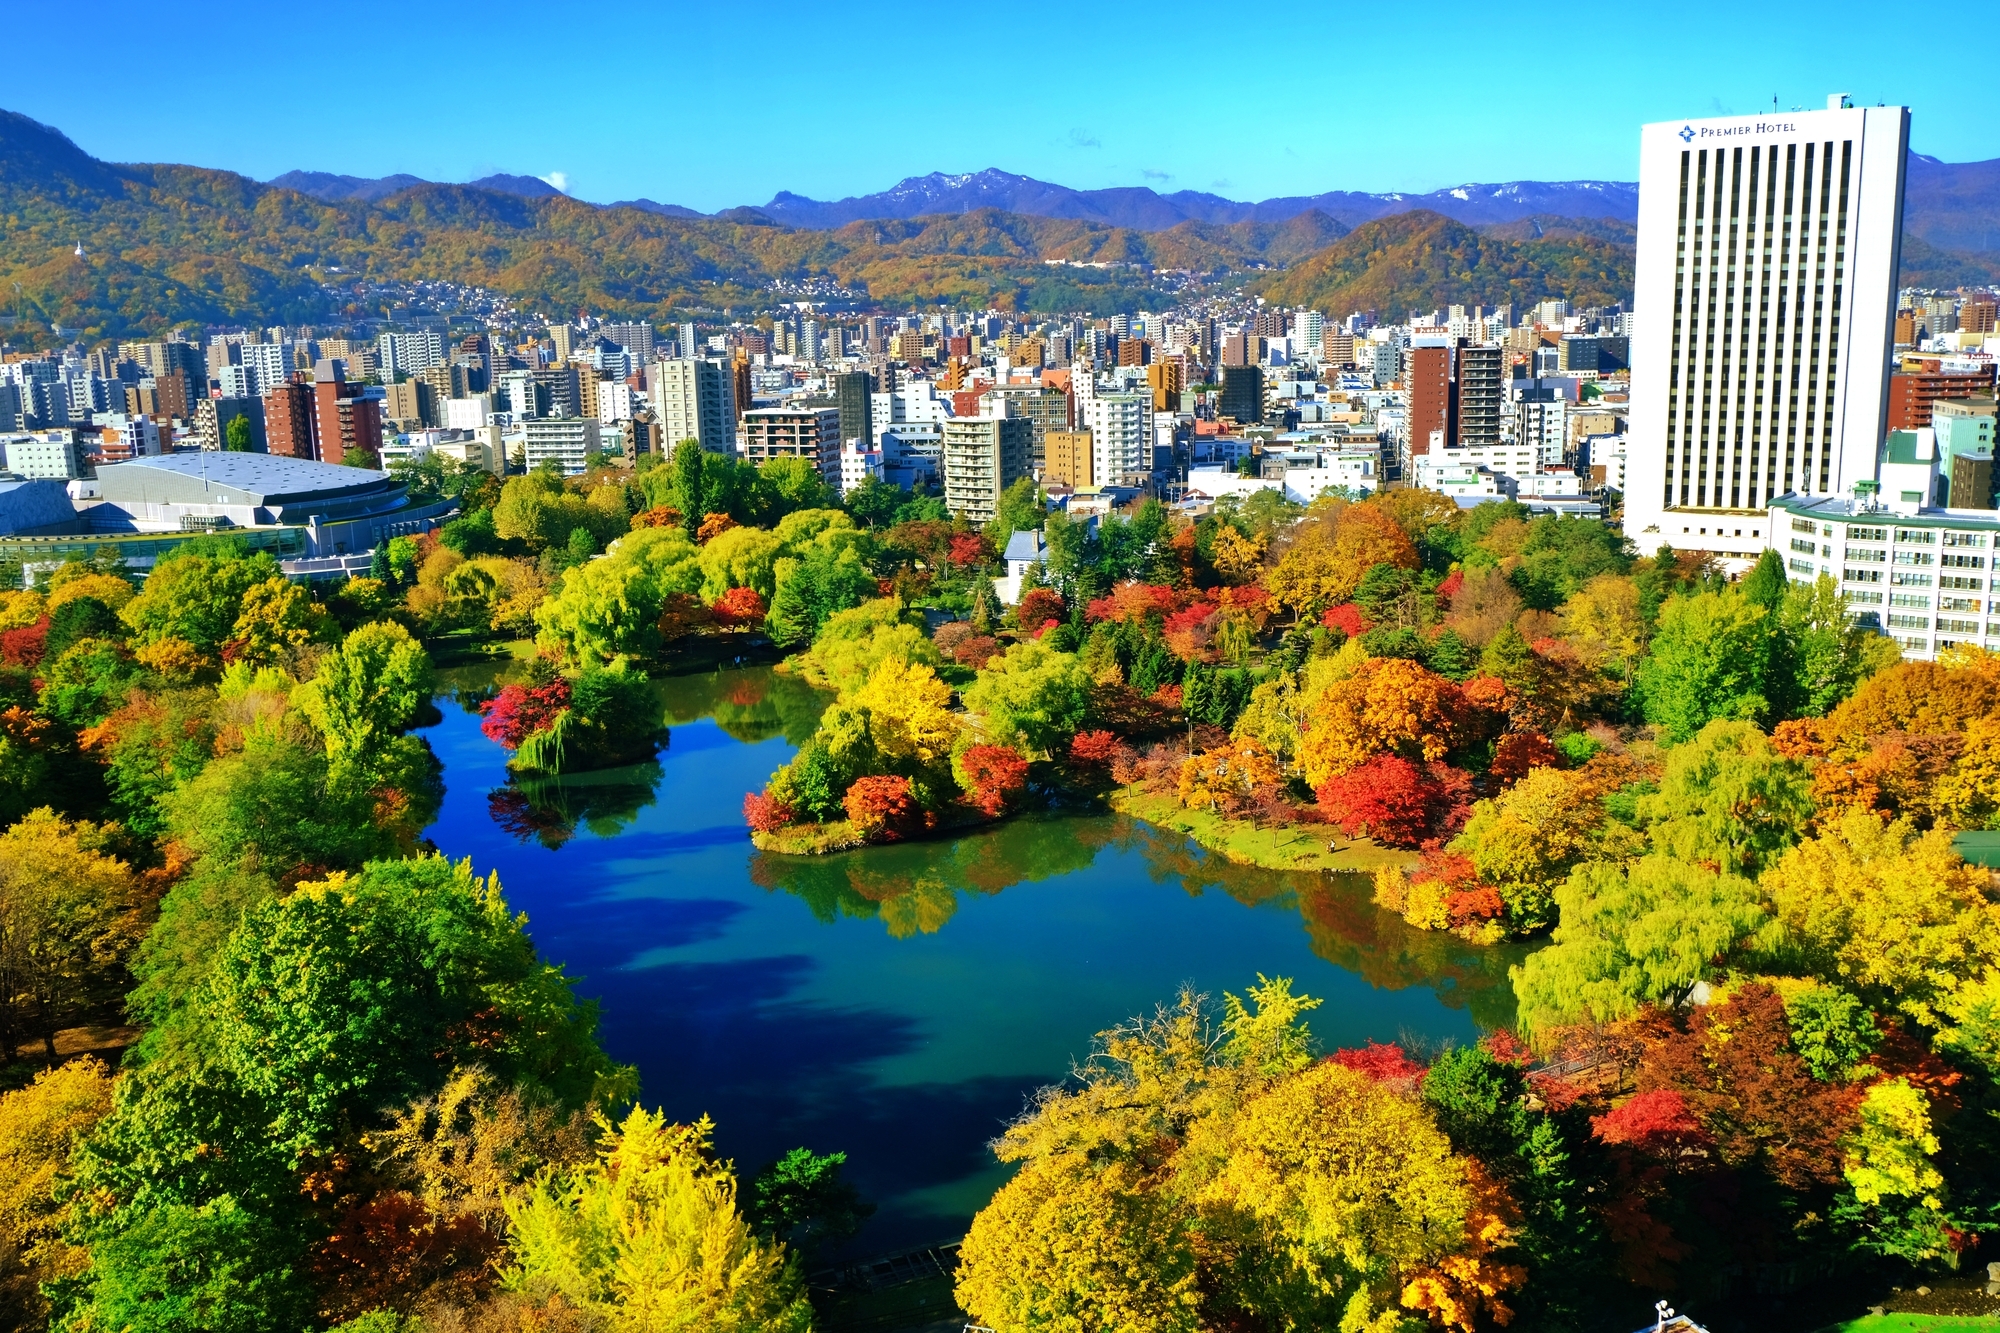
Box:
[419,660,1526,1251]
[747,813,1522,1027]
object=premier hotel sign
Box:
[1677,119,1800,143]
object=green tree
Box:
[985,476,1045,546]
[844,474,904,528]
[1636,718,1812,875]
[291,621,433,788]
[1634,587,1770,742]
[759,455,830,516]
[1771,573,1870,719]
[747,1148,874,1261]
[1512,855,1768,1035]
[119,549,280,657]
[672,437,706,538]
[36,639,134,727]
[533,527,703,664]
[222,415,253,452]
[765,544,879,651]
[492,470,594,552]
[698,524,785,600]
[961,640,1091,757]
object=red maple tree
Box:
[845,775,922,841]
[959,744,1029,816]
[478,678,571,750]
[709,586,768,628]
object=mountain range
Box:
[267,158,2000,252]
[0,105,1992,343]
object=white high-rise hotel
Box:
[1623,96,1910,562]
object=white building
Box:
[522,417,601,476]
[445,395,493,431]
[650,358,736,454]
[597,381,637,424]
[839,442,883,495]
[378,330,445,378]
[1082,393,1152,487]
[1625,96,1910,562]
[0,430,83,480]
[240,342,290,396]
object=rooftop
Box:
[96,452,394,507]
[1772,491,2000,529]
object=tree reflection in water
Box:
[658,666,829,747]
[749,812,1527,1025]
[487,761,666,849]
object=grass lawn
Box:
[1817,1317,2000,1332]
[1110,789,1415,874]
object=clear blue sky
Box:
[6,1,1980,212]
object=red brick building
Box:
[1889,366,1999,430]
[313,371,381,465]
[263,381,314,458]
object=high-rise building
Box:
[741,406,841,484]
[943,415,1032,524]
[546,324,577,362]
[312,366,382,464]
[1624,98,1911,560]
[650,359,737,454]
[602,321,656,362]
[264,382,314,458]
[1406,343,1452,457]
[678,322,698,361]
[1220,365,1263,424]
[1146,359,1184,413]
[834,371,874,448]
[1043,429,1094,489]
[1452,343,1505,448]
[1889,365,1998,430]
[523,417,602,476]
[1083,394,1153,487]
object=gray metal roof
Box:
[95,453,394,507]
[0,479,80,536]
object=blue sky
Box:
[4,1,1981,212]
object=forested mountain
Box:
[5,104,1991,340]
[1259,210,1636,317]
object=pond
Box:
[419,662,1525,1257]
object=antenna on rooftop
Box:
[1655,1300,1676,1332]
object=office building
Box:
[1083,393,1153,487]
[1626,98,1911,561]
[1043,429,1094,489]
[834,371,874,447]
[1560,335,1630,373]
[741,407,841,482]
[1220,365,1263,424]
[313,366,383,465]
[522,417,601,476]
[1147,359,1184,412]
[381,381,433,427]
[1889,365,1998,430]
[943,415,1032,524]
[651,359,737,454]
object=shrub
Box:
[743,790,796,832]
[844,775,921,841]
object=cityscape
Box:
[6,31,2000,1333]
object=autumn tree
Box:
[292,620,433,789]
[503,1107,812,1332]
[1295,656,1469,787]
[0,1058,114,1327]
[0,811,139,1062]
[1266,499,1418,619]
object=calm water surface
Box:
[420,662,1523,1255]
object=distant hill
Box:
[268,169,565,202]
[1260,210,1637,315]
[751,168,1642,231]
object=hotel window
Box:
[1943,575,1987,591]
[1896,529,1937,544]
[1892,572,1935,587]
[1890,593,1932,608]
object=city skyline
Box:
[1,1,1983,213]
